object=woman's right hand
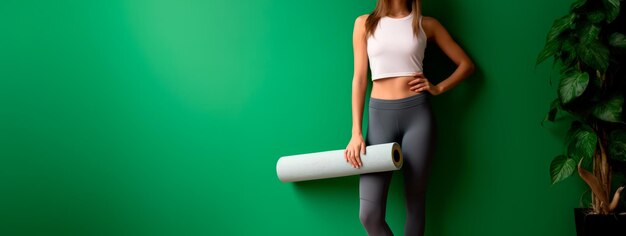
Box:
[344,135,366,168]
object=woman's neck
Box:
[387,0,410,17]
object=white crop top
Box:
[367,12,427,81]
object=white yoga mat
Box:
[276,142,403,182]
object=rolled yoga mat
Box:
[276,142,403,182]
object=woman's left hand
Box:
[408,72,443,96]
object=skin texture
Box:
[344,1,475,168]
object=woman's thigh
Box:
[398,103,436,191]
[359,108,399,202]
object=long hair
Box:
[365,0,422,38]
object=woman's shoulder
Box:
[421,16,443,38]
[353,13,370,33]
[421,16,441,28]
[355,13,370,24]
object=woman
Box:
[343,0,474,235]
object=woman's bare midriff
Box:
[370,75,424,100]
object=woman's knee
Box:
[359,199,384,226]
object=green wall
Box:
[1,0,587,235]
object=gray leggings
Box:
[359,92,437,236]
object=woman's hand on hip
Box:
[408,72,442,96]
[344,135,365,168]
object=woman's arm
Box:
[344,14,369,168]
[410,16,475,95]
[351,14,369,136]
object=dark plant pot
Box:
[574,208,626,236]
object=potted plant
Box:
[536,0,626,235]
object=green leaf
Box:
[543,98,560,125]
[537,13,575,65]
[550,154,576,184]
[559,71,589,104]
[560,37,578,66]
[571,0,587,10]
[548,13,576,42]
[559,57,577,75]
[537,40,560,65]
[608,130,626,161]
[609,33,626,49]
[566,121,598,163]
[561,37,576,54]
[603,0,621,23]
[592,95,624,122]
[579,23,601,45]
[578,41,610,71]
[586,10,606,24]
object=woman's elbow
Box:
[464,60,475,76]
[353,74,369,84]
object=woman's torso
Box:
[371,76,422,99]
[367,12,429,100]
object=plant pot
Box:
[574,208,626,236]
